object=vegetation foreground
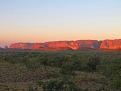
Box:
[0,50,121,91]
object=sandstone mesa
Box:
[9,39,121,50]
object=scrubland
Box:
[0,50,121,91]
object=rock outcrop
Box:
[76,40,100,49]
[9,40,100,50]
[45,41,79,50]
[10,43,33,49]
[32,43,44,50]
[100,39,121,49]
[9,39,121,50]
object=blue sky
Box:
[0,0,121,46]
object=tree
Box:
[87,56,100,72]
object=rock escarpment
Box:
[76,40,99,49]
[45,41,80,50]
[10,39,121,50]
[10,43,33,49]
[10,40,99,50]
[100,39,121,49]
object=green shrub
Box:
[38,79,79,91]
[60,62,75,75]
[111,75,121,90]
[101,58,121,90]
[86,56,100,72]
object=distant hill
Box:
[9,39,121,51]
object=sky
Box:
[0,0,121,46]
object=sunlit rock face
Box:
[10,43,33,49]
[9,41,80,50]
[9,40,121,50]
[46,41,69,48]
[32,43,44,50]
[9,40,100,50]
[46,41,80,50]
[68,41,80,50]
[100,39,121,49]
[76,40,100,49]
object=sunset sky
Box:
[0,0,121,46]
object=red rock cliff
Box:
[100,39,121,49]
[10,43,33,49]
[9,40,101,50]
[32,43,44,50]
[76,40,99,49]
[46,41,79,50]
